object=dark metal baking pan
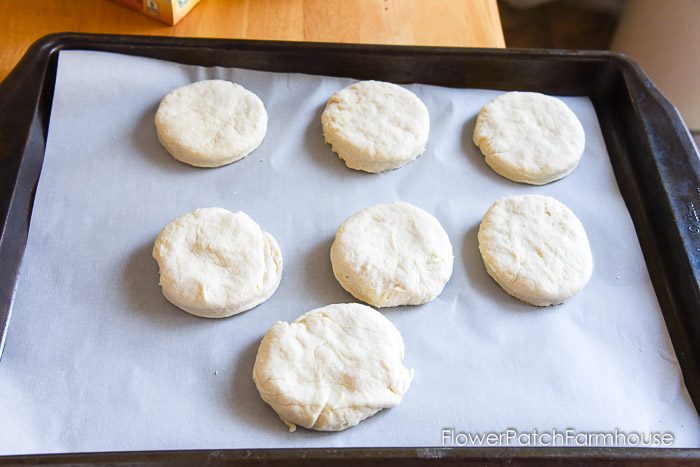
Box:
[0,33,699,465]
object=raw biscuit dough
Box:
[152,208,282,317]
[478,195,593,306]
[321,80,430,173]
[472,91,585,185]
[253,303,413,431]
[155,80,268,167]
[331,202,453,307]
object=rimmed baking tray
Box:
[0,33,699,465]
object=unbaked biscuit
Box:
[253,303,413,431]
[478,195,593,306]
[155,80,267,168]
[321,81,430,173]
[331,202,453,307]
[152,208,282,317]
[472,92,585,185]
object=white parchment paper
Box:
[1,51,699,454]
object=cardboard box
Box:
[111,0,202,25]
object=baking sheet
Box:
[1,50,699,454]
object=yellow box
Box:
[111,0,202,25]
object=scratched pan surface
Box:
[0,34,699,465]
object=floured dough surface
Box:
[321,80,430,173]
[331,202,453,307]
[253,303,413,432]
[152,208,282,318]
[478,195,593,306]
[472,91,585,185]
[155,80,268,167]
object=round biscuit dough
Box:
[330,202,453,307]
[152,208,282,318]
[155,80,268,168]
[472,92,585,185]
[321,80,430,173]
[253,303,414,432]
[478,195,593,306]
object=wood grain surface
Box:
[0,0,504,81]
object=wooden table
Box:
[0,0,504,81]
